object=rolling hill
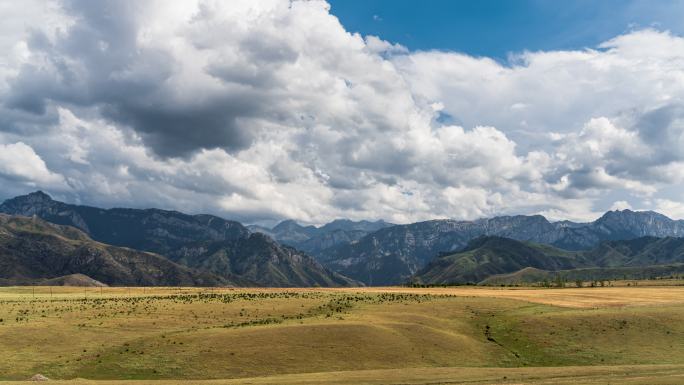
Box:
[412,236,587,284]
[413,236,684,285]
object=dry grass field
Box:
[2,284,684,384]
[353,284,684,308]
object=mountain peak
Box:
[1,190,56,211]
[25,190,53,201]
[273,219,303,231]
[461,235,527,252]
[320,218,394,233]
[598,209,671,222]
[329,218,353,224]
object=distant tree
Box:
[575,279,583,288]
[554,275,565,288]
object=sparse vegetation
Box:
[1,285,684,384]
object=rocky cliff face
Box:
[592,210,684,238]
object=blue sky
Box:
[329,0,684,58]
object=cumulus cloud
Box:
[655,199,684,219]
[0,142,65,187]
[1,1,684,223]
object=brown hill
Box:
[0,214,229,287]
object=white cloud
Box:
[655,199,684,220]
[0,142,65,187]
[610,200,633,211]
[394,29,684,146]
[0,1,684,224]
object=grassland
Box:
[2,285,684,384]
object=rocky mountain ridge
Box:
[247,218,393,255]
[318,211,684,285]
[0,192,359,287]
[4,191,684,287]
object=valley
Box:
[3,191,684,384]
[4,2,684,384]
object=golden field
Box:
[2,284,684,384]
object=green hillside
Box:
[412,236,585,284]
[413,236,684,285]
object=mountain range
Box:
[413,235,684,285]
[247,218,393,255]
[3,191,684,287]
[0,192,358,287]
[316,211,684,285]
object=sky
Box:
[328,0,684,58]
[1,0,684,226]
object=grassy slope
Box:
[1,286,684,383]
[413,237,583,284]
[482,263,684,285]
[415,236,684,286]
